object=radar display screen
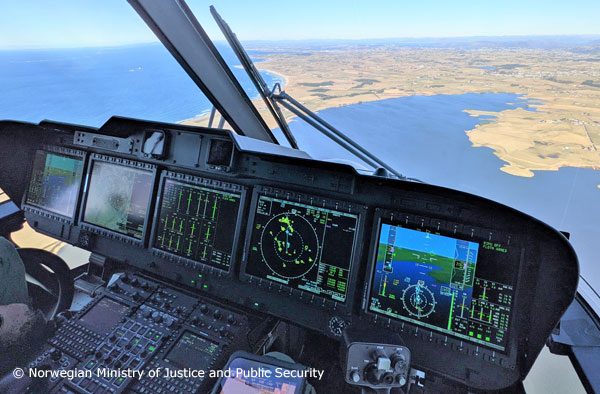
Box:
[246,195,359,303]
[368,223,515,351]
[154,178,241,270]
[83,160,153,240]
[26,150,84,218]
[164,331,218,370]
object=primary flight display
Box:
[369,223,514,351]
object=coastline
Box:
[178,67,290,130]
[179,46,600,180]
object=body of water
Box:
[0,43,283,126]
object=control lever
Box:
[341,327,411,394]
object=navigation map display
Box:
[26,150,84,218]
[369,223,515,351]
[245,195,358,303]
[83,160,154,239]
[154,178,242,270]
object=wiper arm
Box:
[211,6,299,149]
[272,88,409,180]
[210,6,419,181]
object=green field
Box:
[377,243,455,284]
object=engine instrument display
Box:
[26,150,84,218]
[368,222,515,351]
[83,160,154,240]
[245,195,359,303]
[154,178,242,270]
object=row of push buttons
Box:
[49,321,104,360]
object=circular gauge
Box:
[401,284,436,318]
[328,316,348,337]
[260,212,319,279]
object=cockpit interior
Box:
[0,1,592,393]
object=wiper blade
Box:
[210,6,299,149]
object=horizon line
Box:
[1,33,599,51]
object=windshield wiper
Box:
[210,6,298,150]
[210,6,415,181]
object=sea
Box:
[1,43,598,295]
[0,43,283,126]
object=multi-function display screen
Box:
[154,179,241,270]
[246,195,358,303]
[164,332,218,370]
[83,161,153,239]
[26,150,84,218]
[79,297,129,336]
[369,223,515,351]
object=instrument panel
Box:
[6,116,578,391]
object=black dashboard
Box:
[0,116,579,392]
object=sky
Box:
[1,0,600,49]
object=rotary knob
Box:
[151,312,162,323]
[167,319,179,329]
[226,314,235,325]
[350,371,361,383]
[191,316,200,325]
[49,348,62,362]
[199,304,208,314]
[213,309,222,320]
[364,363,380,385]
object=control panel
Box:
[343,328,411,391]
[345,344,410,389]
[33,273,262,394]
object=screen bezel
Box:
[149,171,247,276]
[79,154,157,246]
[240,186,366,310]
[22,146,87,223]
[363,209,522,355]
